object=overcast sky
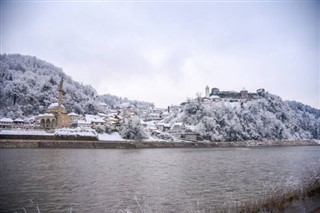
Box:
[1,1,319,108]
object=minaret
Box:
[57,78,64,128]
[205,85,210,98]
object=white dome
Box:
[48,102,66,110]
[47,102,67,114]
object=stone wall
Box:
[0,139,318,149]
[0,134,98,141]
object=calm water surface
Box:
[0,146,319,212]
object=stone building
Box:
[240,88,249,99]
[0,118,14,129]
[205,86,210,98]
[36,113,56,129]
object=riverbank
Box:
[219,170,320,213]
[0,138,318,149]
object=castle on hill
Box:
[204,86,265,101]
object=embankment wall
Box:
[0,138,318,149]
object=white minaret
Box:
[205,86,210,98]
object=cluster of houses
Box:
[0,105,199,141]
[0,78,199,141]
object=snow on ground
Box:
[313,140,320,144]
[0,129,54,135]
[98,132,126,141]
[55,128,97,137]
[144,135,166,142]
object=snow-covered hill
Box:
[0,54,153,118]
[163,93,320,141]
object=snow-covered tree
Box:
[163,93,320,141]
[119,116,149,140]
[0,54,153,118]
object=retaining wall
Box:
[0,139,318,149]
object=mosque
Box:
[36,79,71,129]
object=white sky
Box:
[1,1,319,108]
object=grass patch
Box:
[215,171,320,213]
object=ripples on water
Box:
[0,146,319,212]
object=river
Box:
[0,146,319,212]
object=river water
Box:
[0,146,319,212]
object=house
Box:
[160,111,169,119]
[68,112,80,126]
[156,122,171,132]
[0,118,14,129]
[240,89,249,99]
[107,113,123,126]
[14,118,24,125]
[168,122,186,139]
[91,118,106,128]
[181,132,199,141]
[98,102,109,112]
[210,95,221,101]
[77,120,91,128]
[11,118,25,129]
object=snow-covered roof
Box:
[149,113,160,117]
[116,115,123,119]
[157,122,171,127]
[119,102,131,108]
[210,95,221,99]
[0,118,13,123]
[173,122,183,126]
[37,113,55,117]
[78,120,91,124]
[91,119,105,123]
[48,102,66,110]
[109,113,118,117]
[68,112,78,116]
[110,118,120,122]
[185,125,196,132]
[14,118,25,122]
[98,102,108,106]
[85,114,100,122]
[0,130,53,136]
[162,111,169,116]
[97,113,107,117]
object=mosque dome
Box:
[46,102,67,113]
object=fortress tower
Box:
[205,86,210,98]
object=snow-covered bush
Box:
[119,116,149,140]
[54,127,98,138]
[95,124,106,134]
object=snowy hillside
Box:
[0,54,153,118]
[163,93,320,141]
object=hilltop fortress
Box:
[204,86,265,101]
